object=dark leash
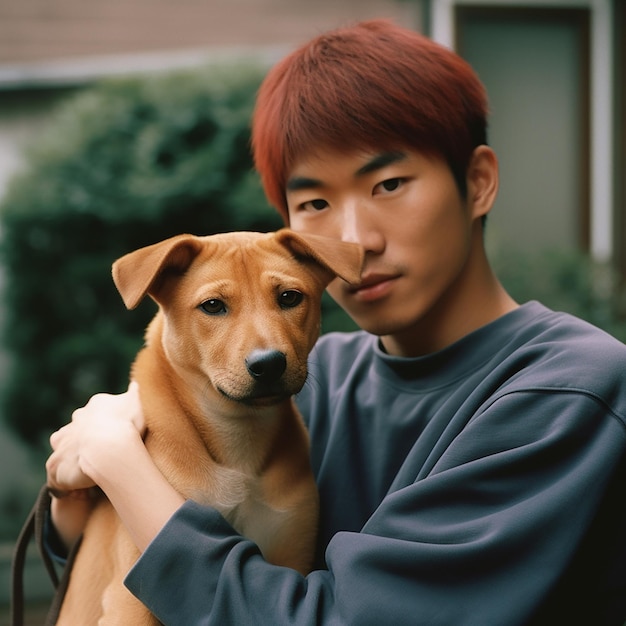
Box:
[10,485,80,626]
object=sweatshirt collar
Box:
[371,301,551,389]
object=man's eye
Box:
[374,178,404,194]
[199,299,227,315]
[278,290,304,309]
[302,199,328,211]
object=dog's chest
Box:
[184,463,288,543]
[186,462,257,512]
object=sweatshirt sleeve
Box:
[124,390,626,626]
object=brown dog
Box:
[55,229,363,625]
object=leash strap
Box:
[11,485,56,625]
[10,493,35,626]
[43,537,81,626]
[10,484,81,626]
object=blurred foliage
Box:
[0,62,288,449]
[491,246,626,343]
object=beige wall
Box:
[458,9,589,255]
[0,0,420,63]
[0,1,425,199]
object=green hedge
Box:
[0,63,287,448]
[491,246,626,344]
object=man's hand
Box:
[45,382,146,549]
[46,381,145,494]
[45,381,182,553]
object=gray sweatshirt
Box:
[126,301,626,625]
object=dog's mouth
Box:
[216,386,291,407]
[245,394,289,407]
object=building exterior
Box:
[429,0,625,279]
[0,0,420,65]
[0,0,420,198]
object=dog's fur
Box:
[55,229,363,625]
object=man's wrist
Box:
[81,422,145,488]
[50,488,98,551]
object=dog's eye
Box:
[278,290,303,309]
[199,299,227,315]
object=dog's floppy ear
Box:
[112,234,204,309]
[275,229,363,285]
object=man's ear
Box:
[466,145,499,221]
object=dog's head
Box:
[112,229,363,407]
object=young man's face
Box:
[285,147,495,356]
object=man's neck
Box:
[381,244,518,358]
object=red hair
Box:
[252,19,489,221]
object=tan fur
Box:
[56,229,363,625]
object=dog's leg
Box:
[57,498,159,626]
[96,520,161,626]
[56,499,115,625]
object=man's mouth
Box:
[349,273,399,302]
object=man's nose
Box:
[340,202,385,253]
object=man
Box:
[46,19,626,625]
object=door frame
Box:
[429,0,614,263]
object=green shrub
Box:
[0,62,287,448]
[492,246,626,343]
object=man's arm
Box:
[124,391,626,625]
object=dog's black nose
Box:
[245,349,287,383]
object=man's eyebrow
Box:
[355,151,407,177]
[286,176,322,192]
[285,151,408,192]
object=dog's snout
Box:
[245,349,287,383]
